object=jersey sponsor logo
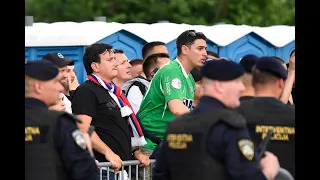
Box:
[72,130,87,150]
[255,125,295,141]
[25,126,40,142]
[238,139,254,161]
[171,78,182,89]
[166,82,171,95]
[165,76,171,95]
[183,98,194,109]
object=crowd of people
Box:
[25,29,295,180]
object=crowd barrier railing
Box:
[98,159,156,180]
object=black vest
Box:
[164,108,246,180]
[237,100,295,177]
[25,108,72,180]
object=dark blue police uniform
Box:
[153,60,267,180]
[25,60,97,180]
[236,57,295,178]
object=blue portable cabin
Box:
[252,25,295,63]
[26,22,295,83]
[275,40,295,63]
[95,29,147,60]
[25,22,148,84]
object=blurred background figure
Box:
[206,50,220,60]
[41,52,73,114]
[190,68,202,108]
[239,54,259,101]
[48,92,66,112]
[142,41,169,60]
[130,58,145,78]
[66,58,80,100]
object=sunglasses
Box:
[186,30,204,37]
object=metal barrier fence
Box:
[98,159,156,180]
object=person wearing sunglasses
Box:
[138,30,208,167]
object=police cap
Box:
[201,60,245,81]
[254,56,288,80]
[239,54,259,73]
[25,60,59,81]
[41,52,71,68]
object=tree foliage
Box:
[25,0,295,26]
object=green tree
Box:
[25,0,295,26]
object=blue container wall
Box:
[275,40,295,63]
[166,40,219,60]
[218,33,276,63]
[25,46,87,83]
[96,30,147,60]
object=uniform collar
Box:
[194,96,227,113]
[25,98,47,109]
[240,96,254,101]
[174,58,189,78]
[252,97,284,106]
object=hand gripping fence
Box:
[98,159,156,180]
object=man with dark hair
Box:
[206,50,220,60]
[72,43,149,180]
[138,30,208,162]
[236,56,295,178]
[143,53,171,79]
[112,49,133,88]
[239,54,259,101]
[129,58,145,78]
[142,41,168,60]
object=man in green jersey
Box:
[138,30,208,159]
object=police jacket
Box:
[153,96,266,180]
[236,97,295,178]
[25,98,97,180]
[165,107,247,180]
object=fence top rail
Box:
[98,159,156,168]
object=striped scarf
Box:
[87,74,147,147]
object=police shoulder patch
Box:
[238,139,254,161]
[72,130,86,150]
[171,78,182,89]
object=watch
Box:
[131,148,139,157]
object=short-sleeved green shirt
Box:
[138,59,195,150]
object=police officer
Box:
[25,60,97,180]
[236,56,295,178]
[153,59,280,180]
